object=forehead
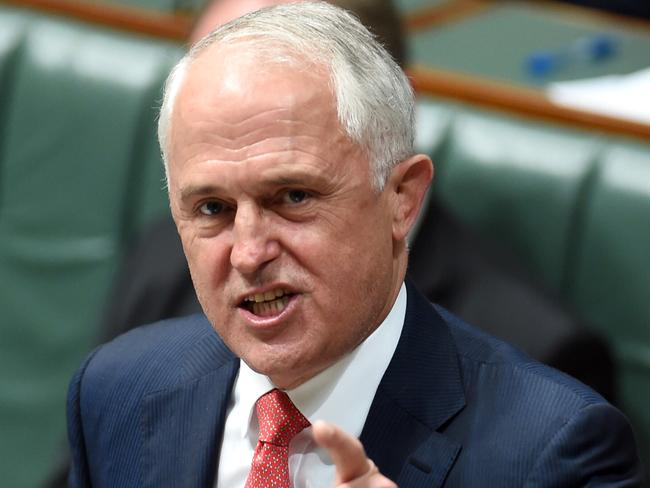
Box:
[169,43,348,163]
[167,42,367,188]
[177,42,332,123]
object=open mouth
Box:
[240,288,294,317]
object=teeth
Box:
[246,289,287,303]
[251,296,290,317]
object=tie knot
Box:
[255,389,310,447]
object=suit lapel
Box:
[360,282,465,488]
[141,330,239,488]
[139,286,464,487]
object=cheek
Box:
[182,233,232,289]
[289,205,393,281]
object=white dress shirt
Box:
[215,283,407,488]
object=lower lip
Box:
[238,294,300,329]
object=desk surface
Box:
[407,1,650,140]
[409,2,650,87]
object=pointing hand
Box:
[312,421,397,488]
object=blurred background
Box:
[0,0,648,486]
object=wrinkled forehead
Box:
[177,40,333,121]
[166,41,359,178]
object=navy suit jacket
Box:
[67,284,642,487]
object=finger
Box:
[341,472,398,488]
[338,463,397,488]
[312,420,373,483]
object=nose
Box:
[230,203,281,274]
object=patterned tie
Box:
[245,388,311,488]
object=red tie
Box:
[245,388,311,488]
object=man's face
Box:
[167,46,402,388]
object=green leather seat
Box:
[0,8,182,486]
[434,107,600,292]
[569,144,650,463]
[0,9,27,155]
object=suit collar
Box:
[360,281,465,487]
[139,287,466,487]
[141,323,239,488]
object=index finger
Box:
[312,420,374,483]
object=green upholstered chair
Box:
[569,144,650,466]
[0,9,26,157]
[0,8,182,486]
[433,105,601,292]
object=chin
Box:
[245,346,320,388]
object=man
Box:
[98,0,618,405]
[67,3,641,487]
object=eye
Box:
[284,190,309,204]
[199,201,224,215]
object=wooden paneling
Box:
[404,0,490,31]
[0,0,192,39]
[409,65,650,142]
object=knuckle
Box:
[373,476,397,488]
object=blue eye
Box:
[199,201,224,215]
[285,190,308,204]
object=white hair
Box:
[158,1,415,190]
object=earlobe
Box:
[389,154,434,241]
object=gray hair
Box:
[158,1,415,190]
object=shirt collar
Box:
[235,282,407,439]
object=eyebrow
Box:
[265,166,331,187]
[267,176,312,186]
[179,184,225,204]
[177,171,328,203]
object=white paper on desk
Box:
[547,67,650,125]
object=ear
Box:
[386,154,434,242]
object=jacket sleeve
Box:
[66,348,100,488]
[524,402,644,487]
